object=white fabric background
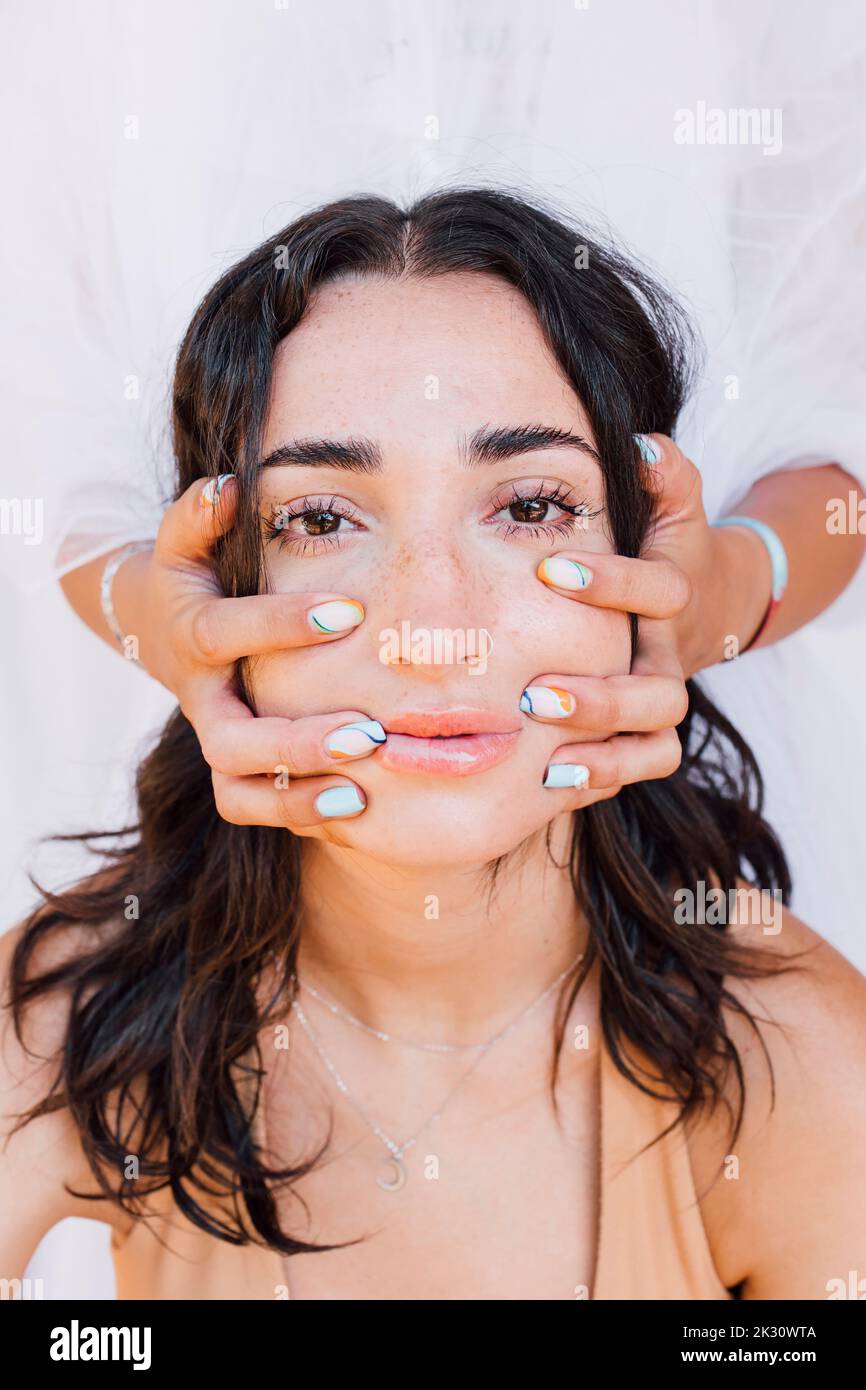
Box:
[1,0,863,1298]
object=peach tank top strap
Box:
[591,1039,732,1301]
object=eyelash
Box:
[485,481,602,541]
[262,484,603,555]
[262,496,362,554]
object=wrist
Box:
[105,544,155,669]
[709,523,773,664]
[682,525,770,673]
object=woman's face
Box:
[250,270,630,867]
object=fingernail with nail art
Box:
[315,785,366,818]
[633,434,662,465]
[537,556,593,591]
[544,763,590,789]
[324,720,387,759]
[200,474,234,507]
[519,685,576,719]
[307,599,365,634]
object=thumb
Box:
[632,616,685,680]
[155,474,238,565]
[637,435,704,522]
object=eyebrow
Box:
[258,437,382,472]
[257,423,601,473]
[462,423,601,467]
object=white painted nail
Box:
[315,785,366,818]
[519,685,576,719]
[538,556,593,590]
[324,720,387,759]
[307,599,365,634]
[543,763,590,789]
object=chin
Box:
[311,754,564,870]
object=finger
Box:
[520,672,688,734]
[189,693,387,777]
[536,550,690,619]
[541,728,683,793]
[155,473,239,565]
[212,769,367,830]
[188,591,366,665]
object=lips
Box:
[376,707,521,777]
[384,707,520,738]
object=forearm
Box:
[59,544,155,665]
[701,464,866,666]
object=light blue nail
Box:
[200,473,235,507]
[315,785,366,818]
[633,434,662,465]
[543,763,590,789]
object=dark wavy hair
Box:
[8,187,792,1256]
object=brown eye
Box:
[300,509,342,536]
[264,497,364,552]
[509,498,550,524]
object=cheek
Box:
[250,600,631,723]
[251,645,363,719]
[495,582,632,682]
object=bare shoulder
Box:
[687,900,866,1297]
[0,912,132,1278]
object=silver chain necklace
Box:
[289,951,583,1193]
[294,974,491,1052]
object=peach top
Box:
[111,1039,734,1301]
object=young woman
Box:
[3,189,865,1300]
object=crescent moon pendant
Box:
[376,1157,407,1191]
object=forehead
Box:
[264,271,591,445]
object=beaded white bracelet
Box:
[99,541,155,664]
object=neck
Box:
[295,811,586,1047]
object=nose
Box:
[371,531,497,680]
